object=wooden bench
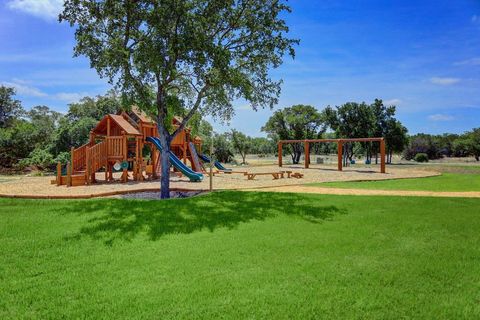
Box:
[244,172,284,180]
[290,172,304,178]
[221,170,248,175]
[282,170,293,178]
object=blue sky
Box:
[1,0,479,136]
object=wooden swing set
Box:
[277,137,386,173]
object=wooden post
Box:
[304,141,310,169]
[85,148,90,185]
[56,162,61,186]
[380,139,386,173]
[183,140,187,164]
[66,161,71,187]
[278,143,283,167]
[107,116,111,136]
[209,135,213,192]
[337,141,343,171]
[122,132,127,182]
[70,146,74,171]
[105,162,109,181]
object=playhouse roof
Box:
[93,114,142,136]
[131,106,155,124]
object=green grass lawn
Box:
[310,173,480,192]
[1,191,480,318]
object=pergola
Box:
[278,137,386,173]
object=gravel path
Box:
[247,186,480,198]
[0,164,438,198]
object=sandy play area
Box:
[0,164,438,198]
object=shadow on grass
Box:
[62,191,347,245]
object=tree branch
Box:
[171,85,208,138]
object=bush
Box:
[19,148,55,170]
[55,151,71,164]
[414,153,429,163]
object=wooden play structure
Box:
[277,138,386,173]
[53,107,204,186]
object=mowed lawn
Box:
[1,192,480,319]
[311,172,480,192]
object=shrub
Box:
[54,151,71,164]
[414,153,429,163]
[19,148,55,170]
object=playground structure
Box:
[277,138,386,173]
[53,107,213,186]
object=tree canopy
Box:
[262,104,324,163]
[323,99,408,164]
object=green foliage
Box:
[1,193,480,318]
[19,148,55,170]
[0,86,24,128]
[323,99,408,164]
[213,133,234,163]
[67,91,121,121]
[230,129,252,164]
[0,120,36,168]
[404,134,441,160]
[55,151,71,164]
[262,105,324,163]
[249,137,276,155]
[405,129,480,161]
[414,153,429,163]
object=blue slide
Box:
[198,154,231,172]
[146,137,203,182]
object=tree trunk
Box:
[241,153,246,164]
[158,131,171,199]
[156,87,171,199]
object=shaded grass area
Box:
[310,173,480,192]
[1,191,480,318]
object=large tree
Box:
[262,105,324,164]
[61,0,297,198]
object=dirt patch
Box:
[247,185,480,198]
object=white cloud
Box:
[384,99,401,106]
[54,92,86,103]
[429,77,460,85]
[2,79,88,103]
[6,0,64,21]
[1,80,47,97]
[428,114,454,121]
[454,57,480,66]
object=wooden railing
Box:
[87,141,107,173]
[106,136,125,159]
[71,143,89,172]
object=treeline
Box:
[405,132,480,162]
[1,85,478,172]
